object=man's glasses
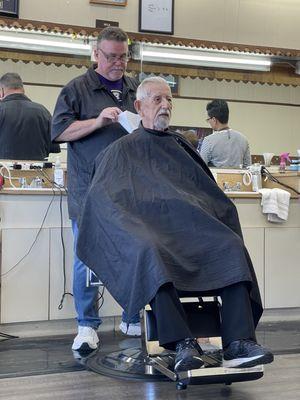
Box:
[98,48,130,63]
[206,116,213,122]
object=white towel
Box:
[258,188,291,223]
[118,111,141,133]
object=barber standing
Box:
[51,27,140,352]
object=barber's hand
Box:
[95,107,122,129]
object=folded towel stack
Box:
[258,188,291,223]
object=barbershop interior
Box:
[0,0,300,399]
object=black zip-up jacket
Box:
[51,66,138,221]
[0,93,60,160]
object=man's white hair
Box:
[136,76,170,101]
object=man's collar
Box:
[87,64,136,92]
[2,93,30,102]
[214,127,230,132]
[140,122,171,137]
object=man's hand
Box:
[55,106,123,142]
[95,107,122,129]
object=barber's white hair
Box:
[136,76,169,101]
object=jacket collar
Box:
[140,122,171,137]
[2,93,31,102]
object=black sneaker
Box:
[223,339,274,368]
[174,338,204,373]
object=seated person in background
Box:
[179,129,199,149]
[77,77,273,373]
[200,99,251,168]
[0,73,60,160]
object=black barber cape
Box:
[77,126,262,324]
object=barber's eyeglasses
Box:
[206,116,213,122]
[98,48,130,63]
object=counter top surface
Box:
[0,187,298,198]
[0,188,66,195]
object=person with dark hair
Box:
[179,129,199,149]
[77,77,273,373]
[51,27,140,352]
[0,72,60,160]
[199,99,251,168]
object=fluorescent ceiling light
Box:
[0,29,92,56]
[133,43,271,72]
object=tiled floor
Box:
[0,318,300,399]
[0,320,299,379]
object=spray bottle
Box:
[249,163,262,192]
[54,156,64,187]
[279,152,290,173]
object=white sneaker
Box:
[119,321,141,336]
[72,326,99,351]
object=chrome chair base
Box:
[77,346,264,389]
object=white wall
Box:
[174,77,300,155]
[172,98,300,156]
[19,0,300,50]
[3,1,300,156]
[1,59,300,156]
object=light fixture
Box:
[132,42,271,72]
[0,27,93,56]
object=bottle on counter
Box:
[288,159,300,171]
[279,152,290,173]
[54,156,64,187]
[250,163,262,192]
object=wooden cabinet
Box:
[265,227,300,308]
[49,227,75,320]
[0,192,299,323]
[242,228,265,306]
[1,228,50,323]
[0,193,76,324]
[234,197,300,309]
[0,194,123,323]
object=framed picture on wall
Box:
[139,0,174,35]
[0,0,19,17]
[89,0,127,6]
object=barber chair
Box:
[82,269,263,390]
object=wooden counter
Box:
[214,168,299,198]
[0,170,299,325]
[0,188,67,195]
[0,189,121,324]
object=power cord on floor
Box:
[0,191,56,279]
[57,186,73,310]
[0,167,72,313]
[0,193,54,341]
[36,168,73,309]
[0,332,19,341]
[97,286,105,311]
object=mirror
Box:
[0,20,299,164]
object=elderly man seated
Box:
[77,77,274,373]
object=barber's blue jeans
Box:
[72,221,140,327]
[72,220,101,329]
[122,311,140,324]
